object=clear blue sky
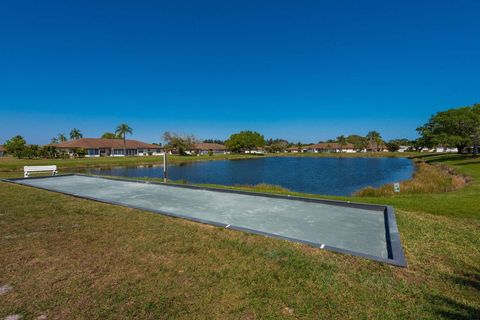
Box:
[1,0,479,144]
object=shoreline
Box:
[0,151,420,172]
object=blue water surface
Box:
[86,157,414,196]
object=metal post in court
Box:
[163,152,168,183]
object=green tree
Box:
[265,139,289,153]
[418,104,480,155]
[40,145,58,159]
[115,124,133,156]
[336,135,347,152]
[346,134,368,151]
[385,141,400,152]
[4,135,27,158]
[51,137,59,144]
[225,131,265,153]
[389,138,412,146]
[163,132,197,155]
[296,142,303,152]
[202,139,224,144]
[21,144,40,159]
[366,131,383,152]
[70,128,83,140]
[58,133,67,143]
[101,132,120,139]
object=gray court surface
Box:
[7,174,406,266]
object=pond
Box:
[84,157,414,196]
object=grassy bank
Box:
[0,153,263,172]
[0,154,479,319]
[0,151,417,172]
[355,159,469,196]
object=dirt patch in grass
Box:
[355,160,470,197]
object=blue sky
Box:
[1,0,479,144]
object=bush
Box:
[40,145,58,159]
[4,135,26,158]
[355,161,468,196]
[20,145,40,159]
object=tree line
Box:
[3,103,479,158]
[4,124,134,159]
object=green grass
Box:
[0,151,418,172]
[0,153,264,172]
[0,153,479,319]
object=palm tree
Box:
[51,137,59,144]
[366,131,382,152]
[58,133,67,143]
[70,128,83,140]
[115,124,133,156]
[337,135,347,153]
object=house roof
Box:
[0,145,5,152]
[309,142,355,149]
[54,138,160,149]
[286,146,306,151]
[192,143,226,151]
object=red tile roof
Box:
[54,138,161,149]
[286,146,305,151]
[309,143,355,149]
[193,143,226,150]
[0,145,5,152]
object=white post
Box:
[163,152,168,183]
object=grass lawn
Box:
[0,154,479,319]
[0,153,267,172]
[0,151,420,172]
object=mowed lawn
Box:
[0,154,479,319]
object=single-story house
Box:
[54,138,163,157]
[244,148,265,154]
[286,146,308,153]
[398,145,413,152]
[434,146,458,153]
[0,145,5,157]
[307,143,357,153]
[190,143,228,155]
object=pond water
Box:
[84,157,414,196]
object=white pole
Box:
[163,152,168,183]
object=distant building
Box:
[434,146,458,153]
[190,143,228,155]
[244,148,265,154]
[54,138,163,157]
[286,146,308,153]
[307,143,356,153]
[0,145,5,157]
[398,145,413,152]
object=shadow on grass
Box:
[452,159,480,166]
[432,267,480,319]
[430,295,479,320]
[442,267,480,292]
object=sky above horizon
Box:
[1,0,479,144]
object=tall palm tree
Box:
[58,133,67,143]
[51,137,59,144]
[115,124,133,156]
[70,128,83,140]
[366,131,382,152]
[337,135,347,153]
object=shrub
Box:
[355,160,468,196]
